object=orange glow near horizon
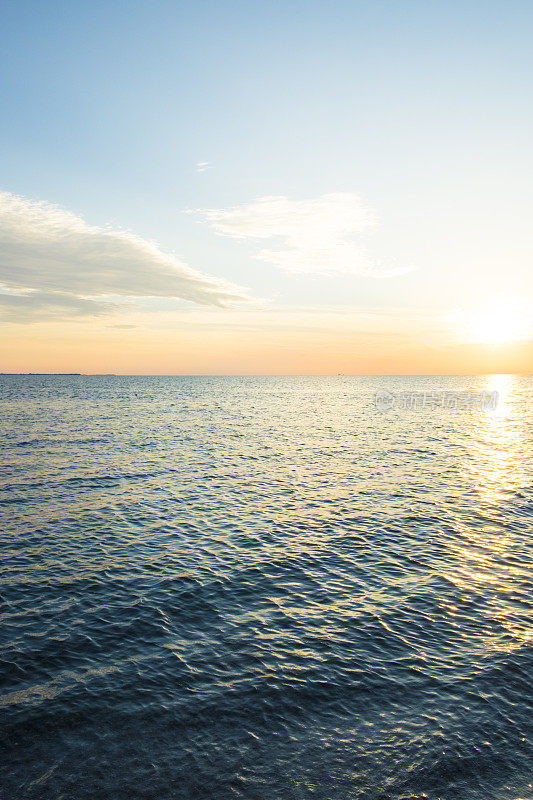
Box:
[2,318,532,375]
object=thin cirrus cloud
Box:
[192,192,411,277]
[0,290,115,321]
[0,191,249,322]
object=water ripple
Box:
[1,375,532,800]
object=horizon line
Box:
[1,372,531,378]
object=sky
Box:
[0,0,532,373]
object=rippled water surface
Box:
[1,375,532,800]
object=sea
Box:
[0,374,531,800]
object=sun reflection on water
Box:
[441,375,532,653]
[465,375,529,505]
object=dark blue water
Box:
[1,375,532,800]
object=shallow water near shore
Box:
[1,374,532,800]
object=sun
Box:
[470,306,526,345]
[455,297,531,345]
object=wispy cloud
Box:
[196,161,212,172]
[192,192,410,277]
[0,191,248,322]
[0,290,115,322]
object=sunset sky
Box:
[1,0,532,373]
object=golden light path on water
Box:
[443,375,532,657]
[471,374,531,505]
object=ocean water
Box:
[0,374,532,800]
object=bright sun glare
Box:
[456,298,531,345]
